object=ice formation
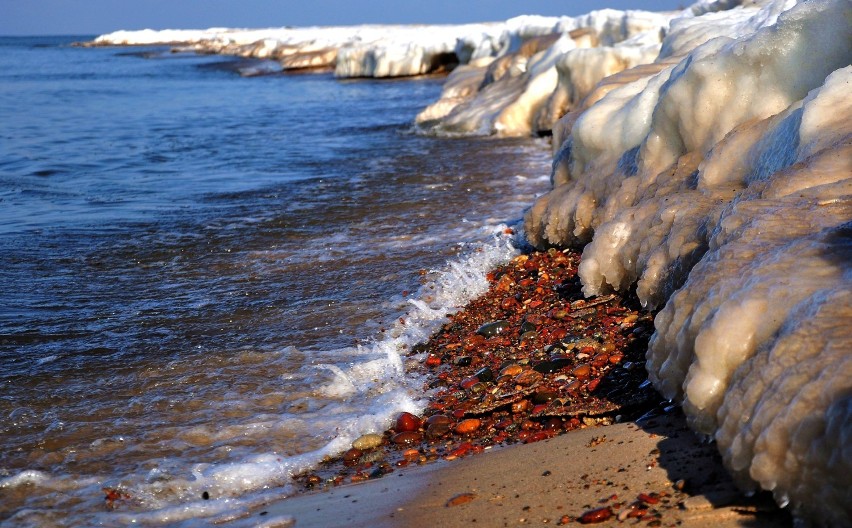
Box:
[416,10,672,136]
[524,0,851,523]
[93,24,497,77]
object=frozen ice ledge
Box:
[527,0,851,525]
[90,0,851,524]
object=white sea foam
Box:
[1,229,522,525]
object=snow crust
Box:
[524,0,851,523]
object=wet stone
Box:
[454,418,481,435]
[579,506,613,524]
[513,369,543,386]
[533,390,558,404]
[342,448,363,466]
[395,412,421,432]
[533,361,557,374]
[520,330,538,342]
[474,367,494,383]
[425,414,451,426]
[460,376,479,390]
[469,382,487,394]
[391,431,423,446]
[476,320,510,337]
[520,321,537,334]
[572,363,591,379]
[500,364,523,377]
[352,433,383,450]
[453,356,472,367]
[426,422,450,439]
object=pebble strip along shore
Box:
[291,248,682,522]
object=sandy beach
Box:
[247,412,789,527]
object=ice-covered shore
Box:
[523,0,851,524]
[91,0,851,524]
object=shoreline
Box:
[237,248,791,526]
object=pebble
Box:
[532,390,558,404]
[453,356,472,367]
[590,353,609,368]
[391,431,423,446]
[514,369,543,386]
[425,414,452,425]
[572,363,591,379]
[459,376,479,390]
[446,492,477,507]
[352,433,383,450]
[454,418,481,435]
[395,412,421,432]
[426,422,450,439]
[578,506,613,524]
[533,361,556,373]
[424,355,441,367]
[500,364,523,377]
[519,321,536,334]
[474,367,494,382]
[342,448,363,466]
[476,320,510,337]
[520,330,538,342]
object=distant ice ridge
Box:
[525,0,851,524]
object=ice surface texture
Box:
[525,0,851,523]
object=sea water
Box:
[0,37,551,524]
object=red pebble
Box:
[463,334,486,351]
[494,418,514,430]
[395,412,421,432]
[449,442,473,457]
[425,355,441,367]
[637,492,660,505]
[524,431,551,443]
[425,414,452,426]
[452,409,466,419]
[501,297,519,310]
[391,431,423,446]
[586,378,601,392]
[446,492,477,507]
[572,364,591,379]
[545,418,563,430]
[459,376,479,390]
[454,418,481,435]
[591,353,609,368]
[578,506,613,524]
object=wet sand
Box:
[246,412,789,527]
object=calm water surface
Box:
[0,36,551,524]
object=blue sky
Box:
[1,1,688,36]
